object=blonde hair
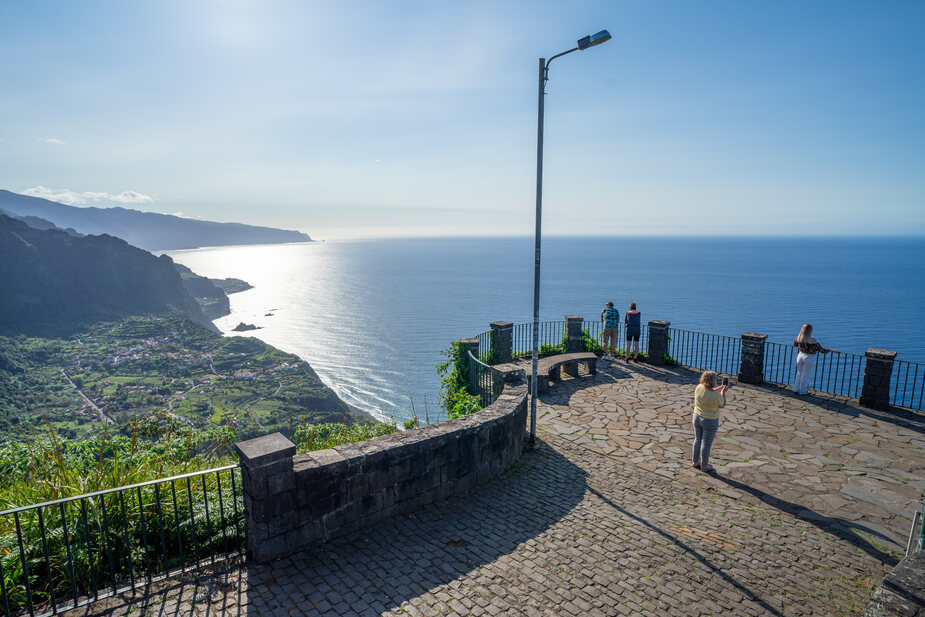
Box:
[796,323,813,344]
[630,302,637,310]
[700,371,717,388]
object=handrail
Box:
[0,463,239,516]
[0,464,244,617]
[466,350,503,409]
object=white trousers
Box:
[794,352,817,394]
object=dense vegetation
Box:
[437,340,483,419]
[0,417,395,612]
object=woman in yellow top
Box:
[692,371,729,473]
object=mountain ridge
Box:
[0,189,312,251]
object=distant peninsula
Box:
[0,189,312,251]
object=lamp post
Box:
[529,30,611,445]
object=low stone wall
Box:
[236,379,528,563]
[865,550,925,616]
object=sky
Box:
[1,1,923,239]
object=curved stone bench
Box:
[236,377,528,563]
[514,352,598,394]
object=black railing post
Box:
[738,333,768,385]
[860,349,897,411]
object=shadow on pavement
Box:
[585,485,786,617]
[242,439,589,616]
[60,441,589,617]
[709,473,900,567]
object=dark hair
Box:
[606,301,613,307]
[630,302,637,310]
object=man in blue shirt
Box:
[600,301,620,360]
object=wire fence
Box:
[0,465,244,617]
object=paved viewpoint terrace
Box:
[64,361,925,616]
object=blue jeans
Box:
[692,414,719,467]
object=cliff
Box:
[0,214,216,335]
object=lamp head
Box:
[577,30,612,50]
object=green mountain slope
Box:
[0,214,215,335]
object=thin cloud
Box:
[38,137,66,145]
[22,186,156,206]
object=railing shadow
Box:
[707,473,900,567]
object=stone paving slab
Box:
[537,358,925,557]
[60,414,890,615]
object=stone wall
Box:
[865,550,925,616]
[237,379,528,563]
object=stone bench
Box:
[515,352,598,394]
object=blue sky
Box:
[1,1,923,238]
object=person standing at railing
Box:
[792,323,833,395]
[600,301,620,361]
[692,370,729,473]
[624,302,641,362]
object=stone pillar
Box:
[490,321,513,364]
[564,316,584,377]
[235,432,297,564]
[647,320,670,365]
[565,315,584,353]
[738,333,768,385]
[460,337,480,394]
[860,349,897,411]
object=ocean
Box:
[165,236,925,424]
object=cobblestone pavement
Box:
[61,365,917,617]
[538,359,925,557]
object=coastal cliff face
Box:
[0,214,215,335]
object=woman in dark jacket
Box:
[624,302,641,361]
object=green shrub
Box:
[437,340,486,419]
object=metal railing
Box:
[906,491,925,556]
[478,320,924,412]
[893,360,925,412]
[763,342,867,400]
[510,321,569,357]
[0,465,244,617]
[467,351,503,408]
[667,329,740,375]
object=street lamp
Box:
[529,30,611,445]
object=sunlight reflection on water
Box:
[166,237,925,423]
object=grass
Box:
[0,412,399,612]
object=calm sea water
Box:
[165,237,925,424]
